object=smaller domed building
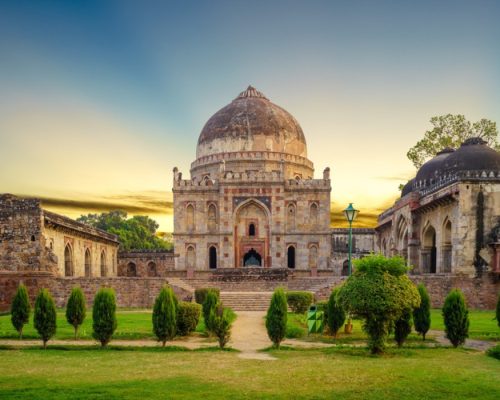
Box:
[376,137,500,277]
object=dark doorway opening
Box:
[243,248,262,266]
[430,233,437,273]
[209,246,217,269]
[249,223,256,236]
[287,246,296,269]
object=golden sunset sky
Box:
[1,1,499,232]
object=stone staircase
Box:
[219,291,273,311]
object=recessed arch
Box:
[127,262,137,277]
[422,224,437,273]
[442,217,452,273]
[186,204,195,232]
[207,203,217,233]
[287,245,296,269]
[84,248,91,277]
[147,261,157,277]
[209,246,217,269]
[308,244,318,269]
[65,244,74,277]
[100,250,107,277]
[310,202,319,226]
[186,245,195,269]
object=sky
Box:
[0,0,499,232]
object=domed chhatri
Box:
[196,85,307,159]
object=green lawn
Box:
[0,346,498,399]
[286,309,499,342]
[0,309,205,340]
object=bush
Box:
[266,287,288,348]
[286,291,314,314]
[210,303,234,349]
[316,300,328,327]
[327,288,346,338]
[11,284,31,339]
[176,301,201,336]
[65,287,86,340]
[338,254,420,354]
[442,289,469,348]
[413,283,431,340]
[152,286,177,345]
[195,288,220,305]
[33,288,57,349]
[487,344,500,360]
[394,308,412,347]
[203,290,219,334]
[496,292,500,329]
[92,288,117,347]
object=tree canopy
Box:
[407,114,499,168]
[77,210,172,251]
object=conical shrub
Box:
[413,284,431,340]
[266,287,288,348]
[203,290,218,334]
[92,288,117,347]
[66,287,87,340]
[394,308,412,347]
[11,283,31,339]
[442,289,469,348]
[152,286,177,346]
[34,288,57,348]
[327,287,346,338]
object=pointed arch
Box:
[287,245,296,269]
[186,204,195,232]
[64,243,74,277]
[422,223,437,273]
[308,244,318,269]
[186,245,195,269]
[84,248,91,277]
[100,250,107,277]
[310,202,319,227]
[147,261,157,277]
[442,217,452,273]
[207,203,217,233]
[286,202,296,230]
[209,246,217,269]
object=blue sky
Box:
[1,0,499,230]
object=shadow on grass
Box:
[0,344,239,353]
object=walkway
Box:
[229,311,275,360]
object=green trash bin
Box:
[307,304,324,334]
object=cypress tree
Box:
[203,290,218,334]
[394,308,413,347]
[11,283,31,339]
[66,287,87,340]
[265,287,288,348]
[209,303,233,349]
[326,288,346,338]
[413,283,431,340]
[152,286,177,346]
[442,289,469,348]
[33,288,57,349]
[92,288,117,347]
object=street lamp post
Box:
[343,203,359,334]
[343,203,359,276]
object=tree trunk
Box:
[162,340,166,347]
[74,326,78,340]
[43,340,47,349]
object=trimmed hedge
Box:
[194,288,220,305]
[177,301,201,336]
[286,291,314,313]
[487,344,500,360]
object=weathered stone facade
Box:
[331,228,376,275]
[117,250,175,277]
[173,86,332,275]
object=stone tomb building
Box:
[173,86,332,275]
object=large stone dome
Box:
[443,137,500,173]
[415,147,455,185]
[196,86,307,159]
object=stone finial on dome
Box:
[461,137,488,146]
[236,85,268,100]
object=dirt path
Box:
[230,311,276,360]
[428,330,496,351]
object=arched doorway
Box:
[147,261,157,277]
[243,248,262,266]
[442,219,452,273]
[127,262,137,277]
[209,246,217,269]
[84,248,91,277]
[422,225,437,273]
[100,250,107,277]
[342,259,349,276]
[287,246,296,269]
[65,244,74,276]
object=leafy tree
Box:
[266,287,288,348]
[33,288,57,349]
[413,284,431,340]
[394,308,412,347]
[152,286,177,346]
[442,289,469,348]
[92,288,117,347]
[65,287,87,340]
[10,284,31,339]
[203,290,219,334]
[496,292,500,329]
[326,288,346,338]
[209,303,234,349]
[77,211,170,251]
[407,114,499,168]
[338,254,420,354]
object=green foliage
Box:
[194,288,220,305]
[266,288,288,348]
[394,308,413,347]
[152,286,177,345]
[496,292,500,329]
[442,289,469,348]
[33,288,56,348]
[176,301,201,336]
[338,254,420,354]
[10,284,31,339]
[92,288,117,347]
[486,344,500,360]
[209,303,234,349]
[327,288,346,337]
[203,290,219,334]
[413,284,431,340]
[407,114,499,168]
[77,210,170,251]
[65,287,86,340]
[286,291,314,314]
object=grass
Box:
[286,309,499,343]
[0,346,499,399]
[0,309,206,340]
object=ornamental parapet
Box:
[284,178,331,191]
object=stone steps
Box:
[219,291,273,311]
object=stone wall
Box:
[0,271,55,311]
[117,250,175,277]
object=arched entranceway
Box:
[243,248,262,266]
[287,246,296,269]
[422,225,437,273]
[209,246,217,269]
[65,244,74,277]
